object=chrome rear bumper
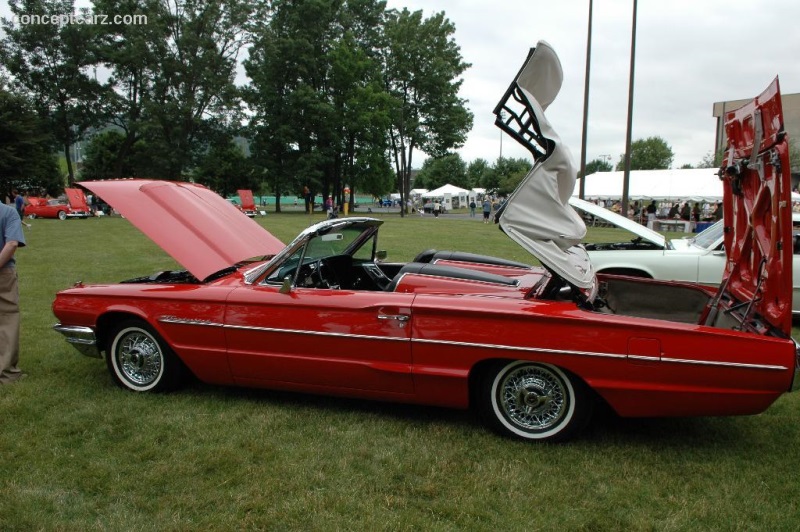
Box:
[53,324,101,359]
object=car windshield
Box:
[304,227,365,260]
[262,226,372,285]
[690,220,724,249]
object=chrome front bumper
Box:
[53,324,101,359]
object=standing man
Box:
[1,200,26,384]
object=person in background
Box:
[469,199,477,217]
[680,202,691,221]
[0,200,26,384]
[482,197,492,224]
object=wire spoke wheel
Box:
[480,361,593,442]
[499,364,568,431]
[107,320,184,393]
[116,329,163,386]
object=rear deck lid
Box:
[720,78,793,334]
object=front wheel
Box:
[57,210,67,220]
[478,361,593,442]
[107,320,185,392]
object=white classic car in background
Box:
[569,197,800,314]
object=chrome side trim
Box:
[412,337,628,360]
[224,323,408,343]
[158,315,224,327]
[412,338,788,371]
[660,356,786,371]
[157,316,790,372]
[53,324,101,359]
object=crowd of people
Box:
[599,198,723,224]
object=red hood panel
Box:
[238,189,256,210]
[78,180,284,280]
[721,78,793,334]
[65,188,88,210]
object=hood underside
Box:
[64,188,88,210]
[78,180,284,281]
[568,197,666,248]
[720,78,793,334]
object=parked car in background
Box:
[237,189,258,217]
[52,43,798,443]
[571,197,800,315]
[25,188,91,220]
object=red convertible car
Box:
[25,188,91,220]
[52,42,798,442]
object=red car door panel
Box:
[225,286,415,394]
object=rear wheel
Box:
[106,320,184,392]
[478,361,593,442]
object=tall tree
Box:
[1,0,105,184]
[0,84,60,197]
[95,0,253,179]
[383,8,472,216]
[414,153,467,190]
[92,0,166,178]
[615,136,674,171]
[244,0,333,212]
[245,0,393,212]
[466,158,492,190]
[193,139,255,197]
[584,157,613,175]
[493,156,531,196]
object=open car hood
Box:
[238,189,256,211]
[493,42,595,291]
[78,180,285,281]
[568,196,666,248]
[64,188,89,210]
[720,78,793,334]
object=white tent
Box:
[422,184,470,197]
[576,169,724,202]
[421,184,472,210]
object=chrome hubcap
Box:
[499,366,567,431]
[117,331,162,386]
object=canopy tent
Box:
[420,184,474,210]
[421,184,470,197]
[576,169,724,202]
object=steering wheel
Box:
[311,259,340,289]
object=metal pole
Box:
[621,0,638,218]
[578,0,593,199]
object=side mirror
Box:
[279,275,293,294]
[375,250,388,262]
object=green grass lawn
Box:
[3,213,800,530]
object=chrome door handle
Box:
[377,314,409,322]
[377,314,410,327]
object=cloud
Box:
[387,0,800,169]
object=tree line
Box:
[5,1,773,211]
[0,0,472,214]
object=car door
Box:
[224,284,415,394]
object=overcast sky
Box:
[385,0,800,169]
[3,0,799,171]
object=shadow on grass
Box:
[158,377,762,449]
